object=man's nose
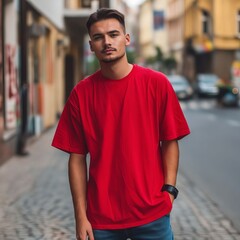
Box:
[103,35,111,45]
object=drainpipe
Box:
[17,0,28,155]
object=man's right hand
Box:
[76,219,94,240]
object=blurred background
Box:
[0,0,240,239]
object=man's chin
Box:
[102,58,118,63]
[101,55,124,63]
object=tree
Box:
[144,46,177,73]
[126,49,136,64]
[164,56,177,73]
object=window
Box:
[153,11,165,30]
[202,10,210,34]
[82,0,91,8]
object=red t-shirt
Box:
[52,65,190,229]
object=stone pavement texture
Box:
[0,127,240,240]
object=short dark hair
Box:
[86,8,126,33]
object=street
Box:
[0,98,240,239]
[179,98,240,232]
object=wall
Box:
[152,0,169,55]
[139,0,155,59]
[213,50,235,80]
[168,0,184,50]
[4,0,19,136]
[0,0,20,165]
[27,0,65,30]
[26,9,67,136]
[214,0,240,50]
[0,0,3,137]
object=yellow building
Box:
[168,0,240,82]
[139,0,169,70]
[26,10,68,135]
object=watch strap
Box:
[161,184,179,199]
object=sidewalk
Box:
[0,128,239,240]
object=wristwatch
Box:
[161,184,179,199]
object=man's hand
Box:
[168,193,175,203]
[76,218,94,240]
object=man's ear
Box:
[125,34,130,46]
[89,40,94,51]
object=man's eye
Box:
[93,36,102,40]
[110,33,118,38]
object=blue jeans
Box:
[93,215,174,240]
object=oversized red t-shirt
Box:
[52,65,190,229]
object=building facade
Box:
[0,0,3,141]
[25,0,68,136]
[0,0,68,165]
[167,0,185,74]
[0,0,21,164]
[138,0,169,70]
[168,0,240,82]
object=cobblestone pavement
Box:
[0,128,240,240]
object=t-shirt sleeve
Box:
[51,89,88,154]
[159,78,190,141]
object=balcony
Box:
[64,0,99,17]
[64,0,110,40]
[65,0,92,9]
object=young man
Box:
[52,8,190,240]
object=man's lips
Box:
[102,48,116,54]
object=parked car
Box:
[217,80,239,107]
[168,75,194,100]
[196,73,219,97]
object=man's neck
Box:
[100,59,133,80]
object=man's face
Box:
[89,18,130,63]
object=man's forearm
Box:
[68,153,94,240]
[161,140,179,186]
[68,153,88,222]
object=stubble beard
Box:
[101,52,126,64]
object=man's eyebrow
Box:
[92,30,121,37]
[107,30,121,34]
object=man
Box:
[52,8,190,240]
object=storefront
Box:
[0,0,20,165]
[0,0,3,140]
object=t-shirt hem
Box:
[161,128,190,141]
[90,209,172,230]
[51,143,88,155]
